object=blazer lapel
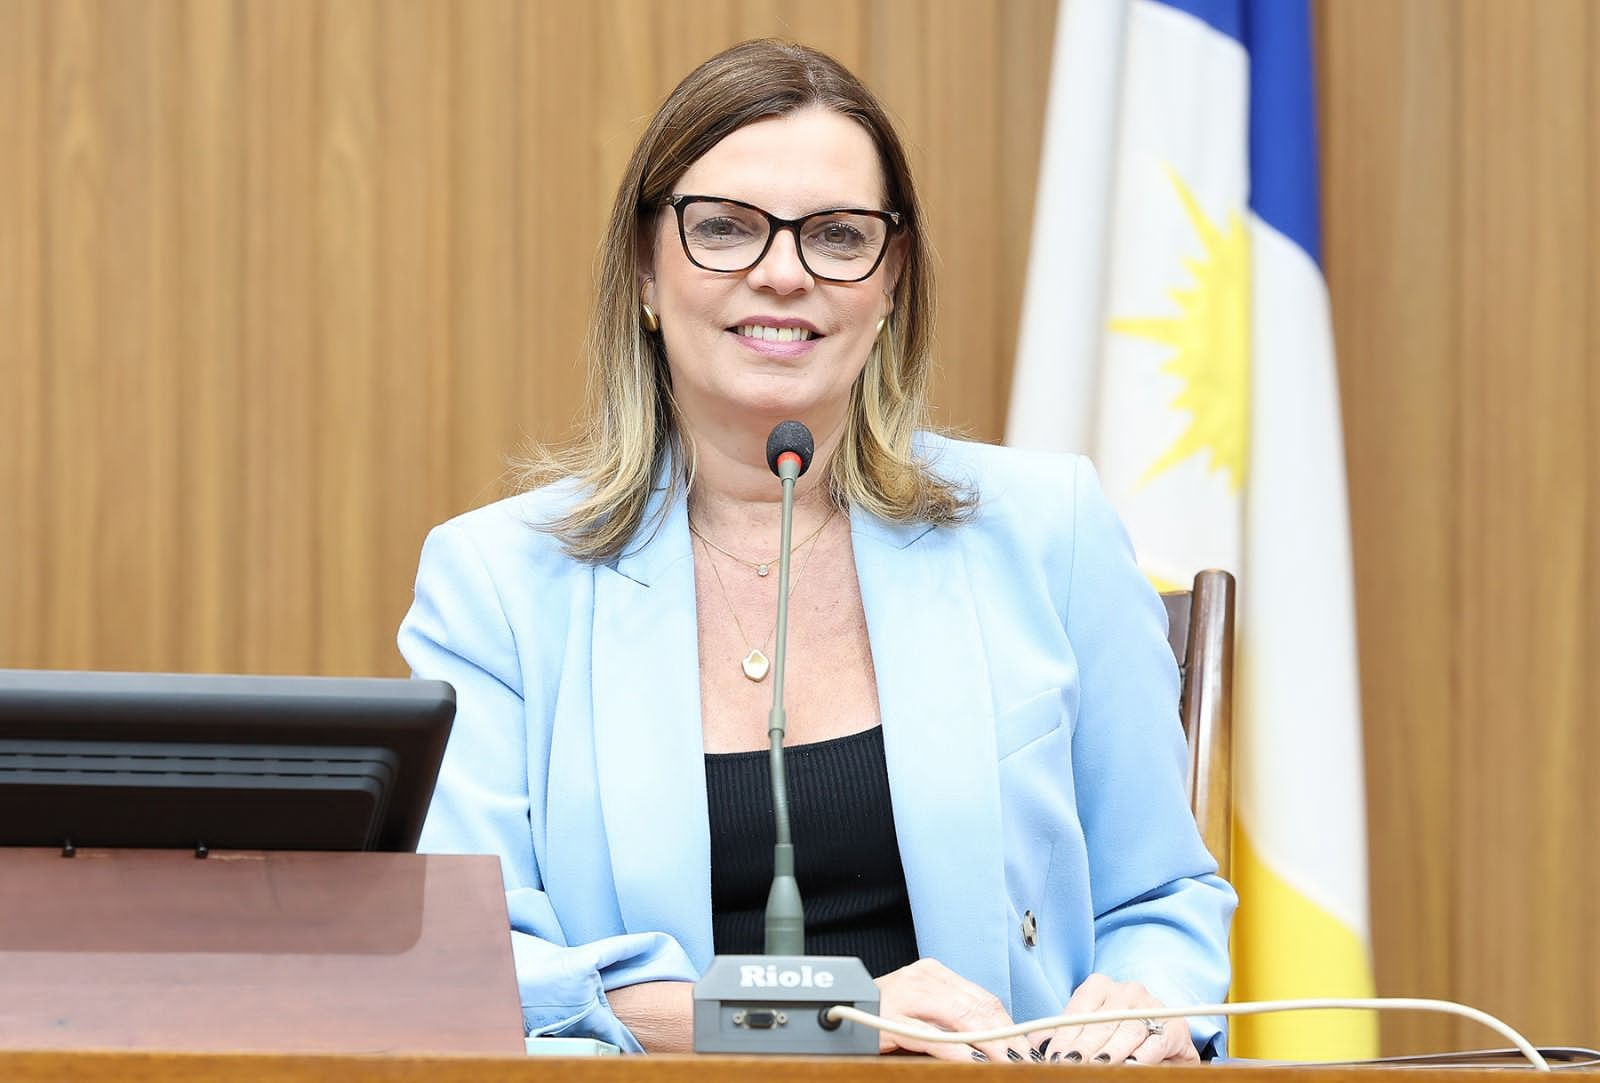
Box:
[590,485,715,965]
[586,489,1012,987]
[851,508,1012,1005]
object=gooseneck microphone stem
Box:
[763,452,805,956]
[691,420,878,1055]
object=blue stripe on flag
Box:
[1242,0,1323,266]
[1147,0,1324,266]
[1149,0,1244,44]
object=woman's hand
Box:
[873,958,1038,1064]
[1033,973,1198,1065]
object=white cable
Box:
[825,997,1551,1072]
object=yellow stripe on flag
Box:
[1230,825,1378,1059]
[1146,571,1186,594]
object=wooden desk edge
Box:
[0,1049,1569,1082]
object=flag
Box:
[1007,0,1377,1060]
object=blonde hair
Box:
[521,39,973,561]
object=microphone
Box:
[760,420,812,957]
[692,421,880,1055]
[764,419,814,479]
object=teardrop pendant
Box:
[741,648,771,682]
[757,563,770,577]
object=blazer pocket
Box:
[994,688,1065,759]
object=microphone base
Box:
[692,954,880,1055]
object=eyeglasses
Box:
[662,194,902,284]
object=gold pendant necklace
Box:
[697,509,833,682]
[688,510,835,578]
[740,647,771,682]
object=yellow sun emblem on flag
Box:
[1110,168,1252,492]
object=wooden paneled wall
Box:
[0,0,1056,676]
[2,0,1597,1059]
[1317,0,1600,1056]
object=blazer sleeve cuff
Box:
[513,928,699,1050]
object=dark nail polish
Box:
[1007,1049,1025,1062]
[972,1049,990,1062]
[1094,1053,1112,1063]
[1127,1056,1139,1064]
[1030,1048,1046,1062]
[1039,1037,1053,1056]
[1065,1051,1083,1063]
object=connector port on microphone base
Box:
[693,953,880,1054]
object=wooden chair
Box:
[1161,569,1236,883]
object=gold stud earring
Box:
[641,303,660,333]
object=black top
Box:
[704,725,919,978]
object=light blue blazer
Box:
[400,435,1235,1054]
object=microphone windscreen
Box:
[765,421,815,477]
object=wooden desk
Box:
[0,1054,1578,1083]
[0,849,523,1055]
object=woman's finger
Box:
[1066,1018,1124,1063]
[1036,974,1202,1065]
[1126,1026,1169,1065]
[874,958,1032,1063]
[884,1014,1026,1064]
[1156,1019,1201,1063]
[943,976,1033,1065]
[1082,1017,1159,1064]
[1040,972,1104,1062]
[893,1031,992,1064]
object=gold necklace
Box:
[688,506,836,577]
[697,517,830,682]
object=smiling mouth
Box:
[731,323,819,343]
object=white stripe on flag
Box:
[1006,0,1131,455]
[1240,217,1369,939]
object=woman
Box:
[400,39,1233,1063]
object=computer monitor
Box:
[0,669,455,852]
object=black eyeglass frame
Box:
[661,194,904,284]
